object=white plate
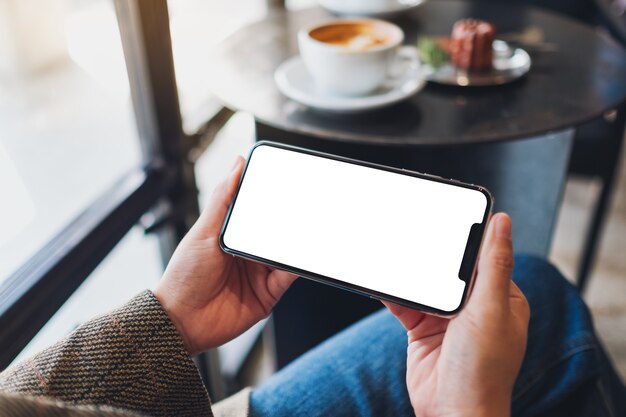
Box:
[426,40,532,86]
[274,55,426,113]
[318,0,426,18]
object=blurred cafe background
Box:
[1,0,625,400]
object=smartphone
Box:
[220,141,492,315]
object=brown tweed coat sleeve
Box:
[0,290,212,417]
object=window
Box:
[0,0,140,284]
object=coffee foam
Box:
[309,22,394,51]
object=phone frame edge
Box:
[219,140,494,317]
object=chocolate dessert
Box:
[449,19,495,71]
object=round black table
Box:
[206,1,626,368]
[207,0,626,146]
[206,0,626,257]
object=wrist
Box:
[459,410,509,417]
[437,396,511,417]
[450,402,510,417]
[152,288,195,355]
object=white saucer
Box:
[274,56,426,113]
[318,0,426,18]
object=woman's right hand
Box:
[384,213,530,417]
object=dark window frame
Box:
[0,0,224,398]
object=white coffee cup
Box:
[298,19,419,96]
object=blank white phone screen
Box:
[223,144,489,312]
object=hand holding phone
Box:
[386,213,529,417]
[154,157,298,355]
[221,142,493,315]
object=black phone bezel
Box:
[219,141,493,316]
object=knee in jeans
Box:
[513,254,573,289]
[512,254,590,318]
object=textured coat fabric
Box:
[0,291,213,417]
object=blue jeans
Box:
[249,255,626,416]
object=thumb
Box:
[471,212,514,306]
[195,156,245,238]
[382,300,426,332]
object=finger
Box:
[382,301,426,331]
[196,156,245,238]
[266,269,298,301]
[472,212,514,306]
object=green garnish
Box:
[418,37,449,68]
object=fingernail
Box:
[495,214,512,238]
